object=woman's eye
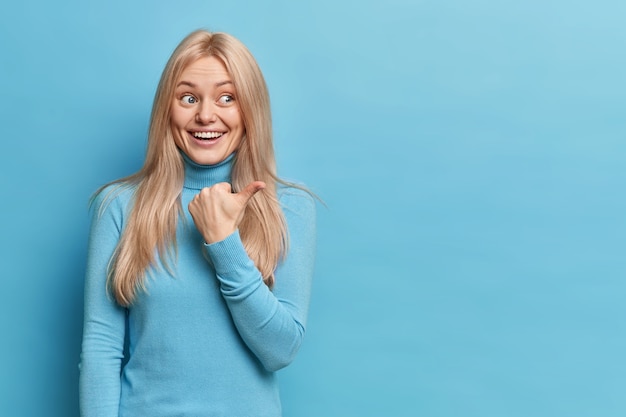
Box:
[218,95,234,105]
[181,95,197,104]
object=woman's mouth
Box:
[192,131,224,140]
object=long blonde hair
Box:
[98,30,288,306]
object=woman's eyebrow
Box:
[176,80,196,88]
[175,80,233,88]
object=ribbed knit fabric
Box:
[79,153,316,417]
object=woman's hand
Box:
[188,181,266,244]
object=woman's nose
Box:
[195,102,216,124]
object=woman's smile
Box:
[191,131,225,140]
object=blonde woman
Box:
[79,30,316,416]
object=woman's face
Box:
[170,56,245,165]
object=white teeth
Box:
[193,131,224,139]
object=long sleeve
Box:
[79,189,128,417]
[204,187,316,372]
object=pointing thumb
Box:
[238,181,266,205]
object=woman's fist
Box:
[188,181,266,244]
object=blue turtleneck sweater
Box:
[79,154,316,417]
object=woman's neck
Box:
[182,152,235,190]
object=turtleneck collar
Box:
[182,152,235,190]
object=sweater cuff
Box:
[203,230,256,277]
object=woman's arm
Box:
[79,189,128,416]
[203,187,316,371]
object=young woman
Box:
[79,30,316,416]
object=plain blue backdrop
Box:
[1,1,625,416]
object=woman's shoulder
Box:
[276,182,317,215]
[90,181,137,217]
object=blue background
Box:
[1,1,625,416]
